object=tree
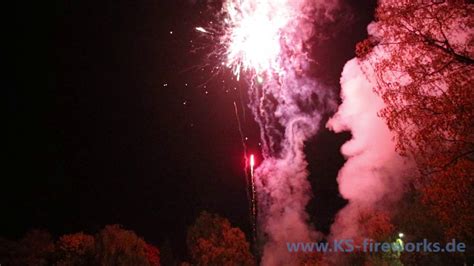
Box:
[358,0,474,241]
[56,232,95,266]
[95,224,159,266]
[144,243,160,266]
[392,188,467,265]
[0,230,55,265]
[356,210,403,266]
[358,210,395,242]
[21,230,56,265]
[187,211,255,266]
[0,237,21,265]
[159,239,178,266]
[298,252,323,266]
[1,226,161,266]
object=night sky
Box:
[6,0,376,258]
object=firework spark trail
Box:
[233,101,257,247]
[198,0,336,264]
[249,154,255,177]
[249,153,257,250]
[195,26,209,34]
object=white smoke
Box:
[326,58,412,242]
[254,76,333,265]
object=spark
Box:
[249,153,257,250]
[233,101,257,247]
[195,27,209,34]
[221,0,291,80]
[250,154,255,177]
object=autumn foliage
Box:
[95,224,158,266]
[56,232,95,265]
[359,0,474,241]
[358,210,395,243]
[0,226,160,266]
[187,211,255,266]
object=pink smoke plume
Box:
[326,57,412,245]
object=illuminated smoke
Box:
[326,57,413,254]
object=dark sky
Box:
[6,0,375,259]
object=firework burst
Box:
[220,0,290,80]
[196,0,335,264]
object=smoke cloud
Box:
[326,57,412,243]
[254,76,334,265]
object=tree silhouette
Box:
[187,211,255,266]
[56,232,95,266]
[0,230,56,266]
[95,224,159,266]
